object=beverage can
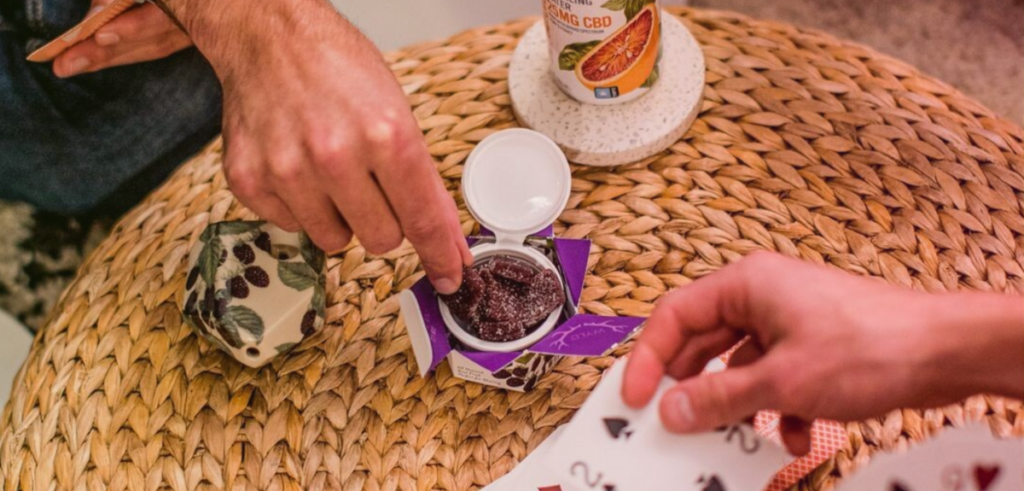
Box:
[542,0,661,105]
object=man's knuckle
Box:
[402,218,436,242]
[362,231,403,255]
[308,225,348,251]
[364,118,403,147]
[309,133,350,167]
[269,157,302,183]
[369,121,424,164]
[224,163,257,196]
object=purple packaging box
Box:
[399,227,645,391]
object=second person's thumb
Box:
[658,364,774,433]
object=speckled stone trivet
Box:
[510,13,705,167]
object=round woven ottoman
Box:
[2,7,1022,490]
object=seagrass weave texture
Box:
[2,8,1022,491]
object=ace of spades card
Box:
[834,425,1023,491]
[543,360,790,491]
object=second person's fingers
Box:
[623,258,766,408]
[54,4,188,77]
[664,328,745,380]
[779,415,812,456]
[93,3,183,43]
[658,363,776,434]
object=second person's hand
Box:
[53,0,191,77]
[622,252,1023,455]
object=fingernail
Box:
[95,32,120,46]
[60,57,90,77]
[669,391,696,430]
[88,5,104,16]
[434,277,458,295]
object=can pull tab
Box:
[461,129,571,245]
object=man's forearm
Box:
[147,0,345,77]
[925,292,1024,400]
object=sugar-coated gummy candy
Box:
[527,270,565,317]
[440,255,565,343]
[440,267,485,322]
[489,256,536,283]
[481,277,524,321]
[476,319,527,342]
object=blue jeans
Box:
[0,0,221,215]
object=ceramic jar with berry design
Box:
[181,221,326,367]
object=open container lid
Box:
[462,129,571,247]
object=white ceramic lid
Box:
[462,129,571,247]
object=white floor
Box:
[334,0,688,52]
[0,310,32,408]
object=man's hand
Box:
[77,0,472,292]
[622,252,1024,455]
[207,1,471,292]
[53,0,191,78]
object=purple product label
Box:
[461,350,522,373]
[552,238,590,306]
[530,314,644,357]
[411,279,452,372]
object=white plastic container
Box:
[440,128,571,352]
[542,0,661,104]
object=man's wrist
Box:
[147,0,343,77]
[923,292,1024,399]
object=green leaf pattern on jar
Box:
[278,261,318,291]
[222,305,265,343]
[558,40,601,71]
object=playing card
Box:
[26,0,143,62]
[835,425,1023,491]
[713,348,846,491]
[545,359,790,491]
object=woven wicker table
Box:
[2,7,1022,491]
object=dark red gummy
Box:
[490,257,536,283]
[476,319,526,342]
[440,267,486,322]
[441,255,564,343]
[524,270,565,325]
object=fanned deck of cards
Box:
[481,358,1021,491]
[835,424,1023,490]
[483,360,811,491]
[703,356,848,491]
